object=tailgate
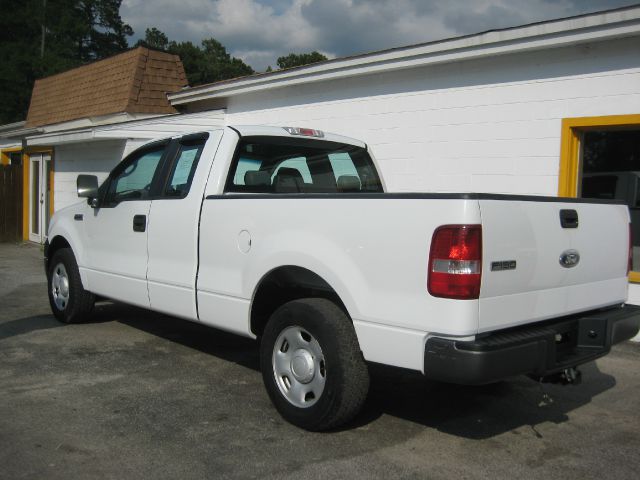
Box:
[479,199,630,333]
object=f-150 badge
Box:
[559,249,580,268]
[491,260,516,271]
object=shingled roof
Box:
[25,47,188,128]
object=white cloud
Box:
[121,0,637,72]
[206,0,320,52]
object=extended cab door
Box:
[82,140,169,307]
[146,131,222,320]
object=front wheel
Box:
[47,248,95,323]
[260,298,369,431]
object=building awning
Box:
[19,110,226,147]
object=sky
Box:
[120,0,639,71]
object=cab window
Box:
[225,136,383,194]
[105,146,165,204]
[164,142,204,197]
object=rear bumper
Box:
[424,304,640,385]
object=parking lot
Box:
[1,241,639,479]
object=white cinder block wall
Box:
[223,37,640,337]
[54,140,126,211]
[224,38,639,196]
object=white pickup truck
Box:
[45,125,640,430]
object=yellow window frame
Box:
[558,114,640,283]
[1,146,23,166]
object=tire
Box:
[260,298,369,431]
[47,248,95,323]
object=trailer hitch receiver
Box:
[536,367,582,385]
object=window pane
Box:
[165,143,203,197]
[272,157,312,183]
[31,160,40,235]
[111,149,163,201]
[226,137,383,194]
[9,152,21,165]
[234,158,263,185]
[580,129,640,268]
[329,152,358,177]
[44,159,51,235]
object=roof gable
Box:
[26,47,187,127]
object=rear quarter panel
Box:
[196,197,482,339]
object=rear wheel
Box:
[260,298,369,431]
[47,248,95,323]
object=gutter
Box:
[0,125,44,140]
[25,129,95,146]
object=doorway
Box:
[28,152,53,243]
[0,158,23,242]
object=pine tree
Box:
[0,0,133,123]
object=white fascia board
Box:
[24,110,227,145]
[0,121,26,133]
[26,130,95,146]
[95,113,182,131]
[0,127,43,140]
[93,129,173,139]
[169,7,640,106]
[27,128,160,145]
[94,110,225,133]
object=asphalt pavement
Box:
[1,241,639,479]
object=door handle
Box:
[560,209,579,228]
[133,215,146,232]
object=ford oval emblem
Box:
[559,249,580,268]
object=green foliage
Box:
[75,0,133,61]
[135,27,169,51]
[0,2,256,124]
[0,0,133,124]
[152,28,254,86]
[276,51,328,70]
[0,0,42,124]
[166,36,254,86]
[166,41,206,84]
[119,26,255,86]
[197,38,254,83]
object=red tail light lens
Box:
[428,225,482,299]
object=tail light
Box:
[629,223,633,275]
[428,225,482,299]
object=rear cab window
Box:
[225,136,383,194]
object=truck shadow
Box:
[0,314,66,341]
[352,362,616,439]
[92,300,261,370]
[95,300,617,440]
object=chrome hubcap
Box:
[272,326,326,408]
[51,263,70,311]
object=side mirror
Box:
[77,174,99,207]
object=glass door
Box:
[28,153,52,243]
